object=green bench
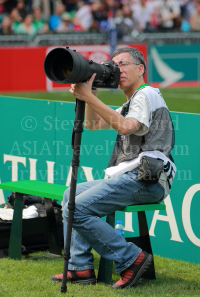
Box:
[0,180,166,284]
[0,180,68,260]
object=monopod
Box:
[61,99,85,293]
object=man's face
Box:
[112,52,141,91]
[34,7,41,19]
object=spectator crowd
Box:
[0,0,199,38]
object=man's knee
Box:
[63,202,86,226]
[63,202,69,220]
[63,188,70,205]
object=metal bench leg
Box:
[97,212,115,284]
[8,192,24,260]
[44,198,62,256]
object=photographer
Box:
[51,47,176,289]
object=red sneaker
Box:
[112,251,152,289]
[50,269,96,285]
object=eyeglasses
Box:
[116,61,140,70]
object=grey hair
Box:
[112,47,146,76]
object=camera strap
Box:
[117,84,148,139]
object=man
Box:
[51,47,176,289]
[49,2,65,31]
[132,0,154,32]
[153,0,181,31]
[74,0,93,31]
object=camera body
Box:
[92,60,120,89]
[44,47,120,89]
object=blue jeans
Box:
[63,170,164,273]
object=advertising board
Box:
[0,97,199,264]
[148,44,200,88]
[0,44,147,92]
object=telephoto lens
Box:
[44,47,120,89]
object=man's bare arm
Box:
[86,93,141,135]
[70,74,141,135]
[85,89,110,130]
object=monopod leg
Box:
[61,99,85,293]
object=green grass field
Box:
[0,250,199,297]
[1,86,200,114]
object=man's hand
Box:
[69,74,96,102]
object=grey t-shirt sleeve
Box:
[126,90,151,136]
